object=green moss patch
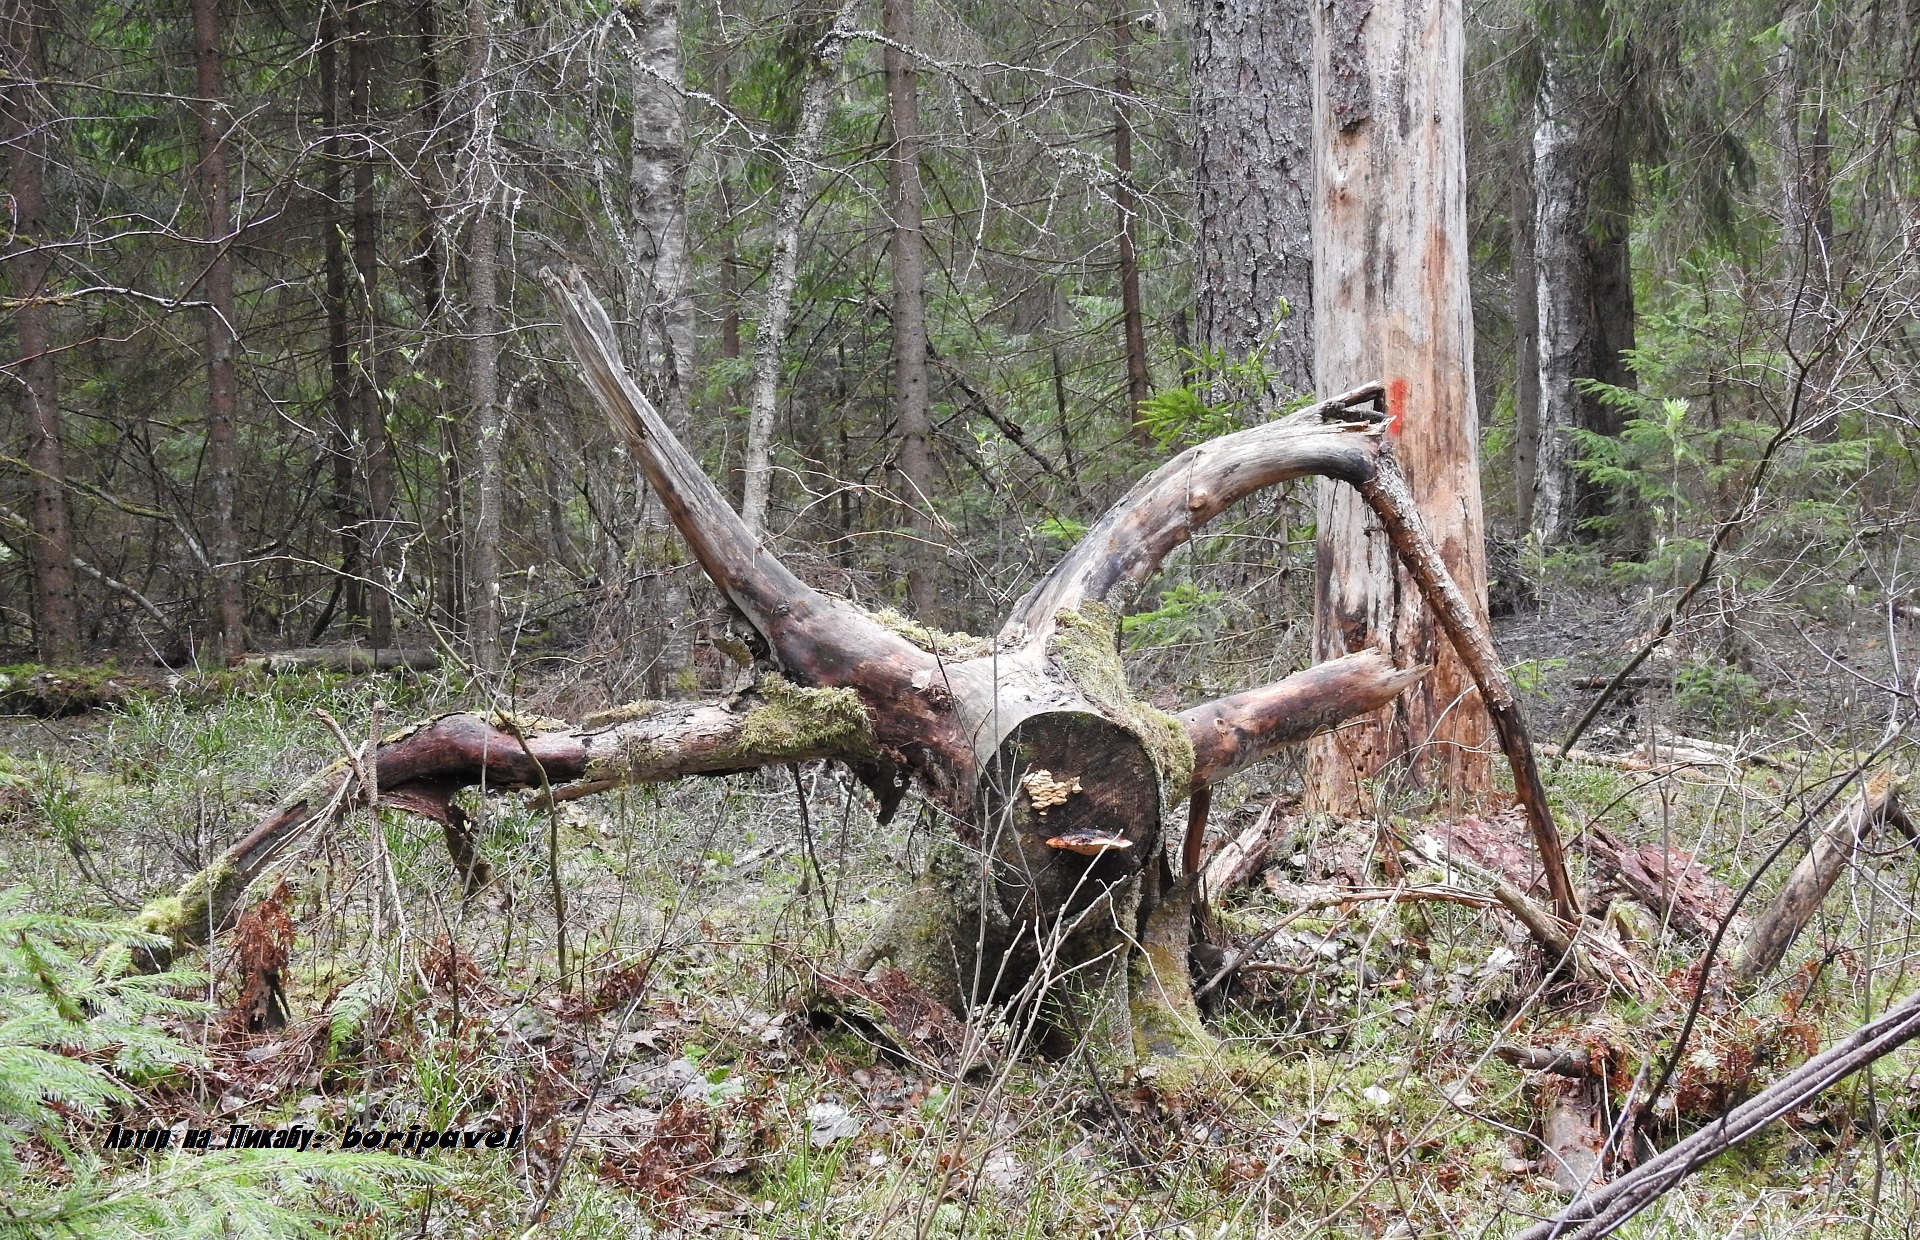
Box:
[1046,602,1195,803]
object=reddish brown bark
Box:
[1183,651,1426,786]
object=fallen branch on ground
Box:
[1514,982,1920,1239]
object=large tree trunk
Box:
[2,0,80,663]
[622,0,697,695]
[1305,0,1493,810]
[192,0,247,659]
[740,2,853,536]
[465,0,504,673]
[144,274,1574,1060]
[1190,0,1314,405]
[884,0,937,619]
[1524,35,1635,544]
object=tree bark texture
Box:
[1306,0,1492,809]
[1191,0,1314,405]
[349,6,394,647]
[1776,5,1840,434]
[465,0,504,673]
[1,0,80,662]
[1523,34,1636,543]
[192,0,247,658]
[622,0,697,694]
[740,1,853,536]
[885,0,937,619]
[1510,146,1542,532]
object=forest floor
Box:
[3,596,1919,1238]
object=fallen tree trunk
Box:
[1731,774,1909,989]
[138,271,1573,1067]
[1515,981,1920,1240]
[136,678,876,958]
[231,646,440,674]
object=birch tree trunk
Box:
[885,0,937,619]
[623,0,697,693]
[465,0,504,673]
[2,0,80,662]
[1522,36,1635,543]
[1305,0,1491,807]
[1191,0,1314,405]
[739,3,853,537]
[191,0,247,659]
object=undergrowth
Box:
[1,665,1917,1237]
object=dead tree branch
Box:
[1514,982,1920,1240]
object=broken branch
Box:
[1731,773,1909,990]
[1515,982,1920,1240]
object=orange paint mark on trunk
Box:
[1386,377,1410,436]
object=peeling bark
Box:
[1306,0,1493,810]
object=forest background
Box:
[4,0,1920,1235]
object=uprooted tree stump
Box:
[136,269,1572,1066]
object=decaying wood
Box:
[1356,460,1579,924]
[1731,774,1909,989]
[136,678,878,956]
[1195,882,1496,1000]
[1199,803,1279,905]
[143,274,1575,1063]
[1515,981,1920,1240]
[231,646,440,674]
[1586,824,1743,942]
[1495,1043,1593,1077]
[1538,1080,1607,1195]
[1181,650,1427,786]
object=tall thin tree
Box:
[191,0,247,657]
[2,0,79,661]
[319,5,364,637]
[623,0,697,693]
[885,0,936,617]
[739,1,853,537]
[347,0,395,648]
[1112,0,1152,445]
[465,0,504,672]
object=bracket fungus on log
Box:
[136,269,1572,1065]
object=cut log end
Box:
[978,709,1160,925]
